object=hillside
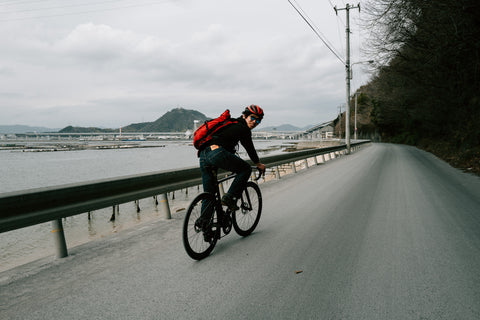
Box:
[332,91,378,141]
[59,126,115,133]
[122,108,208,132]
[59,108,208,133]
[0,125,60,134]
[359,0,480,175]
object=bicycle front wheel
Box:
[233,181,262,236]
[183,192,218,260]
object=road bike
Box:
[182,167,263,260]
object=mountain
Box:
[0,125,60,134]
[59,108,209,133]
[122,108,208,132]
[58,126,115,133]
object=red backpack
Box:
[193,109,238,151]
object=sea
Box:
[0,139,294,272]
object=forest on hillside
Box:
[357,0,480,174]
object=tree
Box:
[362,0,480,148]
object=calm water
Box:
[0,139,293,272]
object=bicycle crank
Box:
[222,212,233,235]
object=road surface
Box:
[1,143,479,319]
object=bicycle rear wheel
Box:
[183,192,218,260]
[233,181,262,236]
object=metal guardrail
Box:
[0,141,369,257]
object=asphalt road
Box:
[1,143,479,319]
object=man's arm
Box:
[240,131,265,174]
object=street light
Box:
[350,60,374,80]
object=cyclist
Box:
[197,105,266,227]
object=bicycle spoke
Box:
[233,182,262,236]
[182,193,218,260]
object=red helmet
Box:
[244,105,264,119]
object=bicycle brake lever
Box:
[254,168,264,181]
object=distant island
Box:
[0,108,312,134]
[59,108,209,133]
[58,108,311,133]
[0,125,61,134]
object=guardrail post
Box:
[275,166,281,179]
[291,162,297,173]
[304,159,309,169]
[51,219,68,258]
[314,156,318,165]
[110,205,118,221]
[321,154,326,163]
[159,193,171,219]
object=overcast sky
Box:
[0,0,373,129]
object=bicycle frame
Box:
[208,167,261,233]
[211,169,228,229]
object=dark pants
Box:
[199,146,252,198]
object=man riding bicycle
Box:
[197,105,266,227]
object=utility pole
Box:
[335,3,360,154]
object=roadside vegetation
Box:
[354,0,480,175]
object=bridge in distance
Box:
[2,120,334,140]
[6,131,306,140]
[1,143,479,319]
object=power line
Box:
[0,0,140,14]
[0,0,143,14]
[0,0,55,6]
[292,0,339,52]
[287,0,345,64]
[0,0,168,22]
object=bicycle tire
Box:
[233,181,262,236]
[183,192,219,260]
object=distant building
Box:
[303,121,334,140]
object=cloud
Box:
[0,0,371,128]
[54,23,137,62]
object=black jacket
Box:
[206,117,260,164]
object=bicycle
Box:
[182,167,263,260]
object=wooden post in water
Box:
[110,205,118,221]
